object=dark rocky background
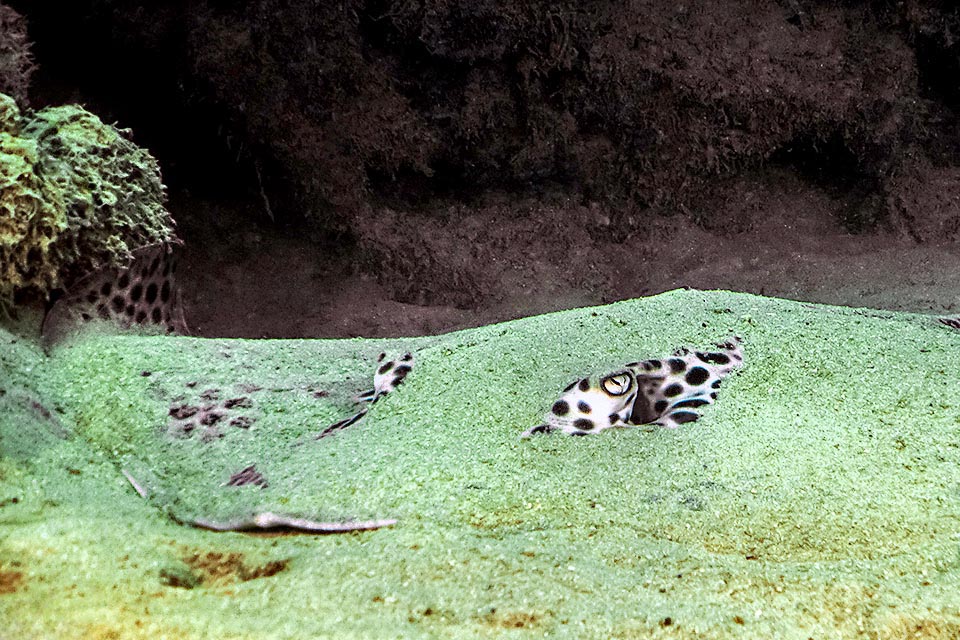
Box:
[8,0,960,337]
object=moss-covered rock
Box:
[0,92,176,302]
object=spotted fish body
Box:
[42,242,187,344]
[317,351,414,439]
[523,337,743,437]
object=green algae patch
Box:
[0,92,176,302]
[3,289,960,638]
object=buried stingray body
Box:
[118,352,415,534]
[524,337,744,437]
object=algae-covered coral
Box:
[0,92,176,302]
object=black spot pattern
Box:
[664,383,684,397]
[100,282,112,296]
[145,282,158,304]
[668,358,687,374]
[552,400,570,416]
[609,414,620,424]
[573,418,595,431]
[135,310,147,323]
[698,352,730,365]
[86,290,98,304]
[711,380,722,389]
[685,366,709,386]
[577,401,592,414]
[130,283,142,302]
[111,295,124,313]
[654,400,668,413]
[578,378,590,392]
[378,361,393,375]
[672,398,710,409]
[151,307,162,323]
[671,411,699,424]
[160,280,170,303]
[124,304,135,317]
[117,273,129,289]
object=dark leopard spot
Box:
[654,400,668,413]
[401,353,413,361]
[578,378,590,392]
[135,310,147,323]
[563,380,577,392]
[100,282,112,296]
[151,307,162,323]
[711,380,722,389]
[378,361,394,375]
[668,358,687,374]
[608,413,620,424]
[664,383,684,397]
[577,401,592,414]
[125,304,135,317]
[161,280,170,303]
[200,412,224,426]
[685,367,710,386]
[672,398,710,409]
[111,295,124,313]
[86,290,98,304]
[698,352,730,365]
[117,273,129,289]
[551,400,570,416]
[145,283,158,304]
[647,359,662,370]
[169,405,200,419]
[130,283,142,302]
[224,397,253,409]
[573,418,595,431]
[670,411,700,424]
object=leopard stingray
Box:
[41,242,188,346]
[523,337,743,437]
[114,351,415,533]
[314,351,414,439]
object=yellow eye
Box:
[601,372,632,396]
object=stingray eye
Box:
[600,372,632,396]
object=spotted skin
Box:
[42,242,187,344]
[522,337,743,437]
[317,351,414,439]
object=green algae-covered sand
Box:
[2,289,959,639]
